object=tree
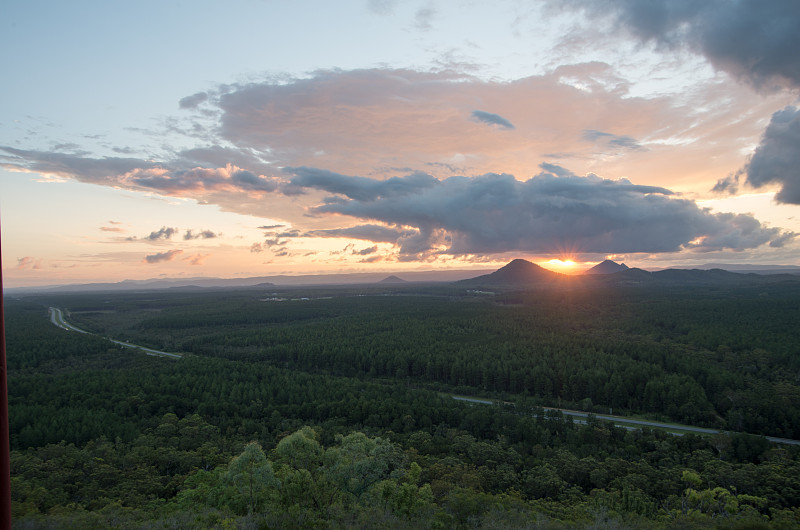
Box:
[224,442,278,514]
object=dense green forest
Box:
[6,280,800,528]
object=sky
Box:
[2,0,800,287]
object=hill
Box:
[585,259,629,275]
[378,275,407,284]
[459,258,564,286]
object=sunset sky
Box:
[2,0,800,287]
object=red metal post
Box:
[0,218,11,529]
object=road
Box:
[48,307,182,359]
[451,395,800,446]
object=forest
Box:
[6,278,800,528]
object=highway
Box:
[451,395,800,446]
[48,307,182,359]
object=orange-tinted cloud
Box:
[184,253,209,265]
[143,249,183,264]
[16,256,42,270]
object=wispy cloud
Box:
[146,227,178,241]
[184,253,209,265]
[184,229,219,240]
[144,249,183,263]
[304,224,415,242]
[16,256,42,270]
[583,129,643,150]
[471,110,515,130]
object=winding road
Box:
[46,306,797,445]
[48,307,182,359]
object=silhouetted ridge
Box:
[585,260,629,275]
[378,275,407,284]
[459,259,562,285]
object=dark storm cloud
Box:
[289,167,438,201]
[144,249,183,263]
[146,227,178,241]
[583,129,644,150]
[576,0,800,90]
[743,106,800,204]
[600,1,800,205]
[299,164,789,257]
[304,224,415,243]
[471,110,515,130]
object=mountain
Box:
[459,259,563,286]
[604,266,800,286]
[585,260,629,275]
[5,269,495,294]
[669,263,800,275]
[378,275,407,284]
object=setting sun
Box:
[542,258,578,273]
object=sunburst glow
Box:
[548,259,576,268]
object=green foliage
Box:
[6,282,800,528]
[225,442,278,514]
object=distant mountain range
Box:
[667,263,800,275]
[5,268,491,294]
[458,259,800,289]
[6,259,800,295]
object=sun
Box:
[547,258,577,269]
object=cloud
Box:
[100,225,125,233]
[742,106,800,204]
[128,165,279,195]
[210,67,696,181]
[184,253,209,265]
[711,171,742,195]
[184,229,219,240]
[0,147,282,199]
[583,129,643,150]
[296,164,790,258]
[290,166,438,201]
[16,256,42,270]
[304,224,414,242]
[573,0,800,91]
[368,0,396,15]
[3,66,780,219]
[179,92,209,109]
[415,7,436,31]
[471,110,515,130]
[146,227,178,241]
[144,250,183,263]
[355,245,378,256]
[0,146,163,185]
[250,242,264,253]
